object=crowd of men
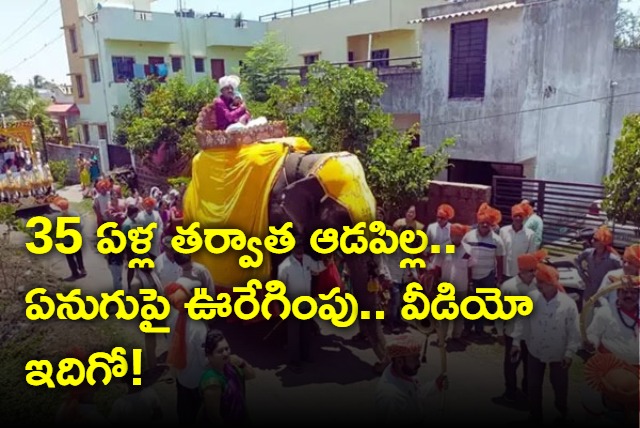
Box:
[46,182,638,427]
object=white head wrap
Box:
[218,75,241,90]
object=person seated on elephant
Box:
[213,75,267,132]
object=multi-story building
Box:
[414,0,640,185]
[60,0,266,150]
[263,0,440,134]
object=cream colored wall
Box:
[206,46,251,77]
[267,0,437,66]
[61,0,90,105]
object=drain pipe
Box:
[603,80,617,177]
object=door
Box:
[211,59,225,80]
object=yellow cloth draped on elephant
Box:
[183,137,376,289]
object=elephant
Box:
[267,150,389,370]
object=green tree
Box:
[239,32,289,103]
[246,59,454,218]
[616,7,640,48]
[603,114,640,227]
[112,74,217,156]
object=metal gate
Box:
[492,176,607,255]
[107,144,132,170]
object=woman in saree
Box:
[199,329,256,426]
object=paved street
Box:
[8,186,606,426]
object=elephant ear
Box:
[280,176,325,235]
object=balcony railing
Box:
[278,56,422,79]
[259,0,369,22]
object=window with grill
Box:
[75,75,84,98]
[171,56,183,72]
[89,58,100,82]
[371,49,389,68]
[303,54,319,65]
[69,28,78,53]
[112,56,135,83]
[98,125,108,142]
[194,57,205,73]
[449,19,488,99]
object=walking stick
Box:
[436,320,447,412]
[262,317,286,341]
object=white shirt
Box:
[109,388,161,424]
[166,314,208,389]
[183,262,216,298]
[587,302,639,365]
[426,222,451,247]
[375,365,437,425]
[154,253,182,290]
[277,254,325,300]
[499,225,535,277]
[381,247,417,284]
[433,243,475,293]
[496,276,537,337]
[511,290,580,363]
[136,210,163,256]
[462,229,505,280]
[94,193,110,218]
[595,268,624,308]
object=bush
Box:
[48,160,69,186]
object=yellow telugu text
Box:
[26,348,143,388]
[24,220,442,271]
[401,282,534,321]
[25,288,171,334]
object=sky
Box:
[0,0,639,86]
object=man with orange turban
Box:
[165,279,208,426]
[375,334,447,424]
[521,199,543,250]
[135,196,164,258]
[426,204,455,250]
[596,244,640,309]
[576,226,622,302]
[511,263,580,424]
[433,223,474,344]
[494,250,546,404]
[51,197,86,280]
[499,203,536,282]
[462,203,505,336]
[92,179,111,226]
[584,276,639,420]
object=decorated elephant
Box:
[182,114,389,370]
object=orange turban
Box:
[593,226,618,255]
[450,223,470,237]
[511,203,527,218]
[386,334,421,359]
[521,202,534,217]
[142,197,156,209]
[623,244,640,268]
[54,198,69,211]
[477,203,502,226]
[517,249,547,271]
[165,283,191,370]
[96,179,110,192]
[535,263,565,292]
[437,204,455,221]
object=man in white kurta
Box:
[375,334,447,425]
[495,251,544,403]
[135,196,164,258]
[595,244,640,309]
[510,264,580,424]
[500,203,536,282]
[277,238,326,372]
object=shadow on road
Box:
[217,318,379,387]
